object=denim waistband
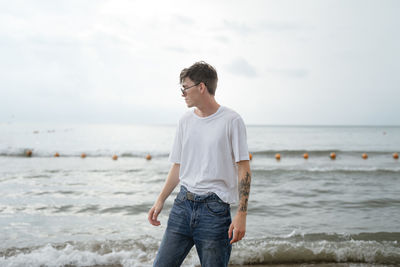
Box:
[178,186,227,204]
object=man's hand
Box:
[148,200,164,226]
[228,212,247,244]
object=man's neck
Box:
[194,98,220,118]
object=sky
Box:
[0,0,399,125]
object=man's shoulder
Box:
[177,109,194,124]
[220,106,243,122]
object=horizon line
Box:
[1,121,399,127]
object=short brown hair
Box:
[180,61,218,95]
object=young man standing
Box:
[148,61,251,267]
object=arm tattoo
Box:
[238,171,251,212]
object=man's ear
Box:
[199,82,207,94]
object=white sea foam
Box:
[0,240,201,267]
[230,238,400,265]
[1,243,137,267]
[1,237,399,267]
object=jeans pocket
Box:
[174,191,186,205]
[206,201,229,216]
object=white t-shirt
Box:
[169,106,249,204]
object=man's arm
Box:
[228,160,251,244]
[148,163,180,226]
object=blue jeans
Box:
[153,186,232,267]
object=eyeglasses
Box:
[180,83,200,95]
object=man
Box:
[148,61,251,267]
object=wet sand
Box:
[84,263,393,267]
[230,264,391,267]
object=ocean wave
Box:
[252,149,398,157]
[1,233,399,266]
[231,238,400,265]
[252,167,400,174]
[0,149,169,158]
[0,202,166,216]
[0,239,156,267]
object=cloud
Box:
[214,35,230,44]
[266,68,309,78]
[1,0,399,125]
[223,19,302,35]
[259,20,301,31]
[225,58,257,78]
[223,20,255,35]
[172,14,195,25]
[164,46,188,53]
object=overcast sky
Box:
[1,0,399,125]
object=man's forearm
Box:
[157,163,180,203]
[237,161,251,213]
[238,171,251,212]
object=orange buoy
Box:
[25,149,32,157]
[362,153,368,159]
[275,153,281,160]
[249,153,253,160]
[54,152,60,157]
[112,154,118,160]
[330,152,336,160]
[146,154,152,160]
[394,152,399,159]
[81,153,86,158]
[303,153,309,159]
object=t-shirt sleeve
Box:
[168,121,182,164]
[231,116,250,163]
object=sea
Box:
[0,122,399,267]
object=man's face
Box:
[181,77,200,108]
